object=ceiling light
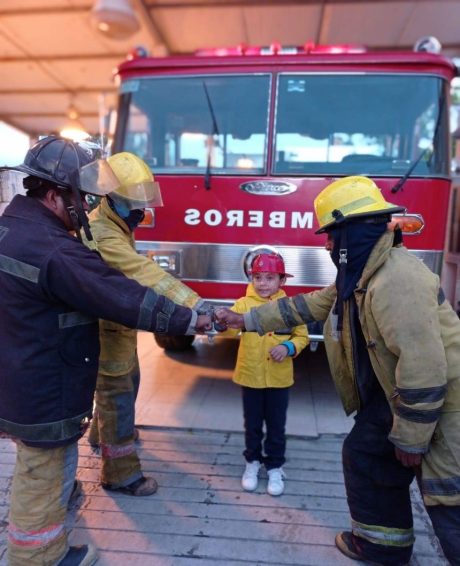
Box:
[60,120,90,143]
[60,100,90,142]
[91,0,140,40]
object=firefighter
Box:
[85,152,203,496]
[0,136,212,566]
[215,176,460,565]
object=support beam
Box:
[0,87,116,95]
[0,6,88,16]
[144,0,435,8]
[0,54,126,63]
[5,112,98,118]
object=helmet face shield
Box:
[109,179,163,211]
[79,159,121,196]
[106,152,164,211]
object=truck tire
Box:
[154,334,195,351]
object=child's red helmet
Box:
[250,253,293,277]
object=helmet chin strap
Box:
[333,226,347,332]
[66,204,82,239]
[69,170,94,242]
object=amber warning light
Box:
[389,214,424,235]
[139,208,154,227]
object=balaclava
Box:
[329,220,387,330]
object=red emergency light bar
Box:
[195,42,367,57]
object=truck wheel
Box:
[154,334,195,351]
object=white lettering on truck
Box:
[184,208,313,229]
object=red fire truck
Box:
[111,42,458,349]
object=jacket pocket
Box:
[58,312,100,368]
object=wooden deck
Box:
[0,427,447,565]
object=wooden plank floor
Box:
[0,428,447,565]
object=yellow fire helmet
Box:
[314,176,405,234]
[107,152,163,210]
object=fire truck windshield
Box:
[119,74,270,175]
[118,72,449,179]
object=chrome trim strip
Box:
[136,241,443,285]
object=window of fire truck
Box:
[274,74,449,177]
[121,75,271,175]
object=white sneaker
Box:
[267,467,285,496]
[241,460,261,491]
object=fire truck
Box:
[111,41,459,350]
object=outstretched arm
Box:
[214,307,244,329]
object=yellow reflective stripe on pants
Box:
[8,441,78,566]
[352,519,415,547]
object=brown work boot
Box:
[102,475,158,496]
[335,531,386,564]
[335,531,409,566]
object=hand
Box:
[215,308,244,329]
[195,314,213,333]
[270,345,289,362]
[394,447,422,468]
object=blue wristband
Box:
[281,341,295,356]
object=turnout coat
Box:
[0,195,194,446]
[247,230,460,506]
[87,198,201,377]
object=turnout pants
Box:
[343,396,415,565]
[89,361,142,488]
[426,503,460,565]
[8,441,78,566]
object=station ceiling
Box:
[0,0,459,138]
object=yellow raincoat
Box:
[228,284,308,388]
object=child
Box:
[228,253,308,496]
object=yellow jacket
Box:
[247,230,460,505]
[87,198,201,376]
[228,284,308,388]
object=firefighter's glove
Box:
[394,447,422,468]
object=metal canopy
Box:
[0,0,458,137]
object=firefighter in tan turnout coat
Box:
[86,152,203,496]
[216,176,460,566]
